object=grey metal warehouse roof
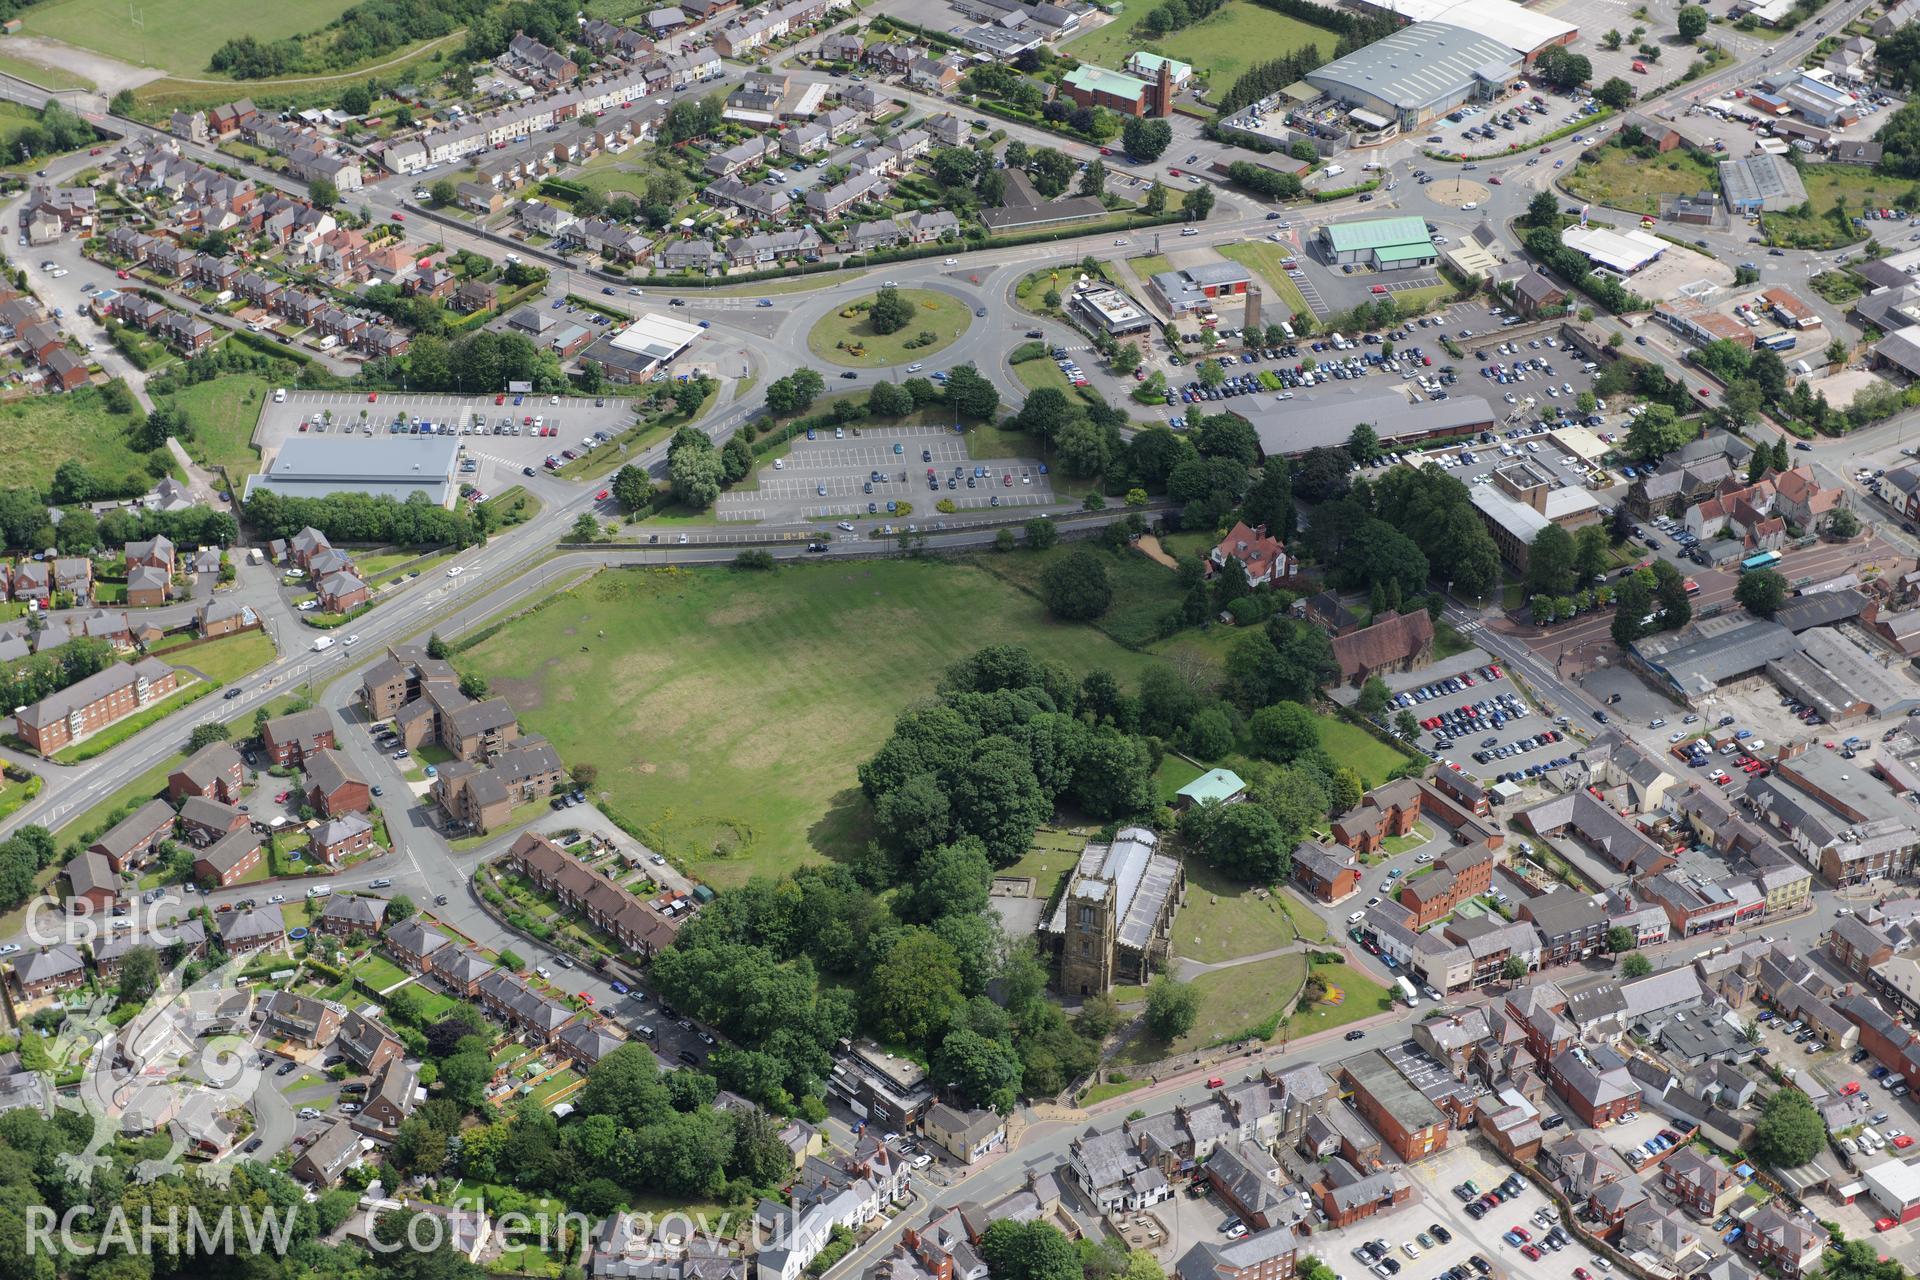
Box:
[245,437,461,506]
[1630,617,1797,697]
[1238,392,1495,457]
[1719,154,1808,208]
[1306,22,1520,112]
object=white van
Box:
[1362,161,1383,171]
[312,636,335,652]
[1324,163,1345,177]
[306,885,332,899]
[1279,321,1295,340]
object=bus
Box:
[1741,550,1782,573]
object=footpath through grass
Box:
[459,561,1163,886]
[1115,952,1308,1064]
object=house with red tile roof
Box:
[1329,610,1433,686]
[1209,522,1290,589]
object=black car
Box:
[275,1061,296,1076]
[1430,1227,1452,1245]
[435,894,449,906]
[677,1050,702,1066]
[1344,1029,1366,1041]
[523,466,537,477]
[224,687,244,700]
[242,1137,263,1154]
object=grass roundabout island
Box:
[807,287,972,368]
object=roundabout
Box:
[806,287,975,368]
[1423,177,1491,210]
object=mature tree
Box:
[1078,158,1107,198]
[1573,524,1612,587]
[1527,190,1560,229]
[1652,558,1692,630]
[1595,76,1635,110]
[868,380,913,417]
[1676,5,1708,38]
[933,1028,1022,1111]
[1143,976,1200,1042]
[1526,523,1577,599]
[1122,116,1172,161]
[1620,952,1653,979]
[867,287,914,336]
[980,1222,1082,1280]
[1247,702,1319,762]
[612,463,652,513]
[1040,549,1113,620]
[765,368,825,416]
[116,946,159,1004]
[1625,403,1694,460]
[458,671,489,700]
[186,721,231,751]
[1753,1088,1825,1167]
[1829,507,1862,539]
[945,364,1000,421]
[1025,517,1059,550]
[1605,925,1637,954]
[1178,799,1290,881]
[1183,183,1215,221]
[865,930,966,1047]
[1356,676,1391,718]
[1501,956,1528,981]
[428,178,457,207]
[1735,568,1788,618]
[1017,386,1074,442]
[1346,424,1380,467]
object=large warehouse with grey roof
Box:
[1305,23,1522,131]
[245,437,462,507]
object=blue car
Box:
[610,981,629,995]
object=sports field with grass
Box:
[461,562,1165,886]
[21,0,359,73]
[0,52,91,90]
[807,289,972,368]
[1062,1,1336,85]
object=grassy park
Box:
[1313,714,1415,787]
[1117,953,1309,1064]
[807,289,972,368]
[21,0,360,72]
[1286,961,1395,1038]
[154,629,276,684]
[1174,863,1320,964]
[1062,1,1336,85]
[460,562,1163,885]
[165,374,270,479]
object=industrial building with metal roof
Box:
[1630,616,1798,702]
[1719,153,1810,213]
[1319,215,1438,270]
[1237,392,1495,457]
[245,436,462,507]
[1304,23,1522,130]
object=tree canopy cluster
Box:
[243,488,482,549]
[1298,462,1502,599]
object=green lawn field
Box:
[1174,862,1310,963]
[459,562,1165,886]
[1117,952,1308,1063]
[156,629,276,684]
[165,373,269,479]
[973,542,1187,650]
[21,0,360,73]
[0,387,166,496]
[1062,1,1336,86]
[1313,714,1414,787]
[1288,961,1394,1037]
[1215,242,1315,326]
[807,289,972,368]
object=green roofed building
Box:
[1061,62,1167,117]
[1317,215,1438,271]
[1175,768,1247,809]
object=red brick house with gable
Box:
[1330,778,1422,855]
[1209,521,1290,589]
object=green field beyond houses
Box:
[461,561,1163,886]
[21,0,360,72]
[1062,1,1336,85]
